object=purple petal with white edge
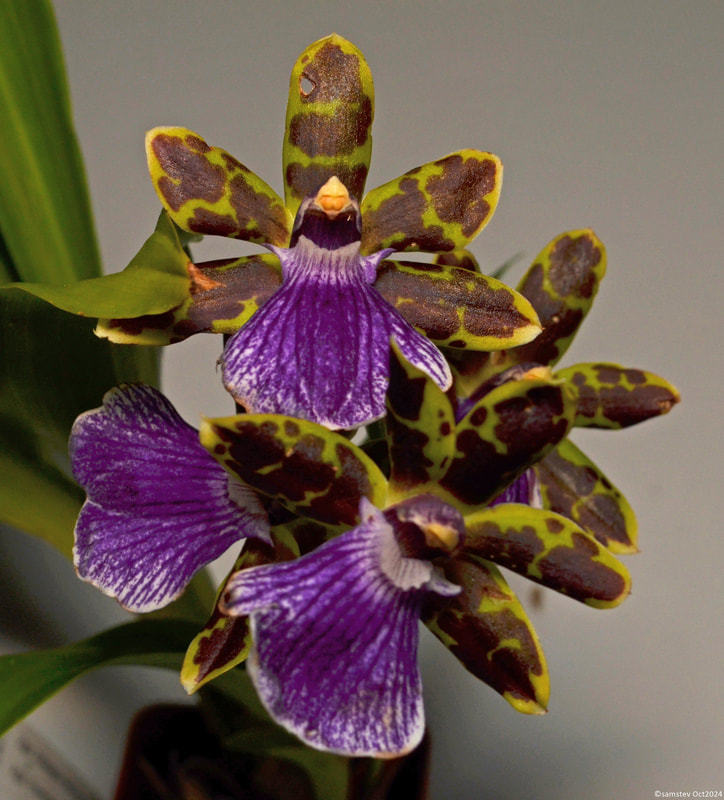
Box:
[70,384,270,612]
[489,467,543,508]
[220,238,451,430]
[220,498,459,757]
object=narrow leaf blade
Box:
[0,620,198,736]
[0,0,102,282]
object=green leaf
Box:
[0,0,102,282]
[423,553,549,714]
[0,433,82,557]
[200,414,387,527]
[374,259,541,350]
[97,252,282,345]
[0,619,198,737]
[0,229,19,283]
[556,361,681,429]
[0,290,157,552]
[535,438,639,554]
[4,211,191,318]
[464,503,632,607]
[147,127,292,246]
[283,34,374,214]
[361,150,503,255]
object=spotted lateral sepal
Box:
[374,260,541,350]
[180,538,283,693]
[200,414,387,527]
[507,229,607,367]
[146,127,293,245]
[464,504,631,608]
[433,249,481,272]
[438,371,576,512]
[556,362,681,429]
[385,342,457,502]
[423,553,549,714]
[97,254,282,345]
[360,150,503,255]
[283,34,374,215]
[535,438,638,553]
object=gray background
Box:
[1,1,722,798]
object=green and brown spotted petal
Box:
[535,438,638,554]
[200,414,387,527]
[360,150,503,255]
[97,254,282,345]
[433,249,481,272]
[283,34,374,214]
[423,553,548,714]
[507,230,607,367]
[556,362,681,429]
[180,539,280,693]
[147,127,293,245]
[385,342,457,502]
[464,504,631,608]
[374,261,541,350]
[438,372,576,512]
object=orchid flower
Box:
[191,345,633,756]
[96,34,541,429]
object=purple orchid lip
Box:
[220,497,460,757]
[70,384,270,612]
[220,178,451,430]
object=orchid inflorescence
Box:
[60,34,678,758]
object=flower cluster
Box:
[67,35,678,758]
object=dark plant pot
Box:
[114,704,430,800]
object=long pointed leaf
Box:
[0,620,198,737]
[0,0,101,282]
[0,291,157,552]
[4,211,191,318]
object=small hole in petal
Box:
[299,74,316,97]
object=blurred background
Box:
[1,1,721,797]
